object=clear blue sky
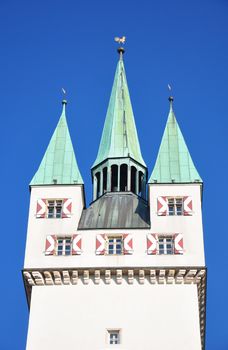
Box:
[1,0,227,349]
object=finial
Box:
[168,96,174,102]
[114,36,126,58]
[61,88,67,105]
[167,84,174,104]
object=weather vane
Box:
[167,84,174,102]
[114,36,126,57]
[114,36,126,45]
[61,88,67,104]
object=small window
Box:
[108,330,120,345]
[56,237,72,256]
[106,236,123,255]
[47,199,63,218]
[158,236,174,255]
[168,197,183,216]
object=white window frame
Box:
[56,236,72,256]
[107,329,121,345]
[158,235,174,255]
[47,199,63,219]
[167,197,183,216]
[105,236,123,255]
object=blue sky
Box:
[1,0,227,349]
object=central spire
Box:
[92,45,146,168]
[91,43,147,200]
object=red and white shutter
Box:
[157,197,168,216]
[123,234,133,254]
[174,233,184,254]
[183,196,193,216]
[72,234,82,255]
[147,234,158,255]
[62,199,72,218]
[45,235,57,255]
[36,199,47,218]
[96,234,106,255]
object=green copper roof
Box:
[92,55,146,168]
[149,99,202,183]
[30,101,83,186]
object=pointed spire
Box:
[149,97,202,183]
[92,47,146,168]
[30,100,83,186]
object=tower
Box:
[23,46,206,350]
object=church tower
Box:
[23,45,206,350]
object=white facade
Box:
[24,181,206,350]
[26,283,201,350]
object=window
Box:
[106,236,123,255]
[47,199,63,218]
[158,236,174,255]
[56,237,72,256]
[108,330,120,345]
[168,197,183,216]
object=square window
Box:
[158,236,174,255]
[106,236,123,255]
[56,237,72,256]
[168,197,183,216]
[47,199,63,218]
[107,330,120,345]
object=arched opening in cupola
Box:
[103,167,107,194]
[138,171,144,196]
[120,164,128,191]
[131,166,137,194]
[95,172,100,198]
[111,165,118,192]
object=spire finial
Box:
[114,36,126,59]
[168,84,174,105]
[61,88,67,105]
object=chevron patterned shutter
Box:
[72,234,82,255]
[36,199,47,218]
[157,197,168,216]
[45,235,57,255]
[62,199,72,218]
[183,196,193,216]
[123,234,133,254]
[96,234,106,255]
[147,234,158,255]
[174,233,184,254]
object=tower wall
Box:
[24,185,84,268]
[26,282,201,350]
[149,183,205,266]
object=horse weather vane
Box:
[114,36,126,45]
[114,36,126,57]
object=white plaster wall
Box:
[149,184,205,266]
[24,184,205,269]
[26,283,202,350]
[24,185,84,268]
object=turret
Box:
[148,97,205,267]
[91,47,147,201]
[24,99,85,269]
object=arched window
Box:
[111,165,118,192]
[103,167,107,194]
[131,166,137,194]
[138,171,144,196]
[120,164,128,191]
[95,172,100,198]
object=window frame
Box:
[107,329,121,345]
[56,236,72,256]
[167,197,183,216]
[157,235,175,255]
[46,199,63,219]
[105,235,124,256]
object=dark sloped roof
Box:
[78,192,150,229]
